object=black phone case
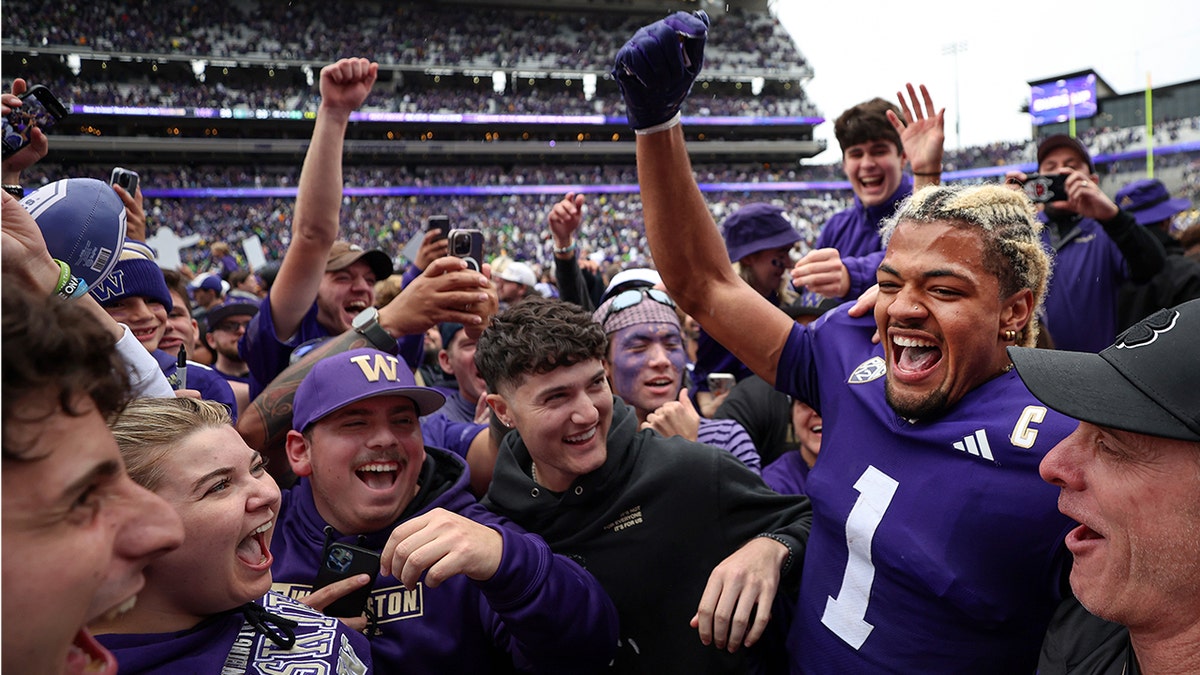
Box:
[2,86,68,159]
[313,542,380,618]
[427,215,451,240]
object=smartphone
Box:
[2,85,69,160]
[448,228,484,272]
[110,167,140,195]
[313,542,380,618]
[707,372,735,396]
[427,215,450,241]
[1021,173,1068,204]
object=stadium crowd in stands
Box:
[4,4,1200,671]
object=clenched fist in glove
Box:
[612,10,709,133]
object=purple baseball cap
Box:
[721,202,801,263]
[292,348,446,431]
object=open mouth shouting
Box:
[356,460,401,490]
[890,333,943,383]
[67,628,118,675]
[236,518,275,571]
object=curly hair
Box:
[475,296,607,395]
[2,280,132,458]
[834,97,903,156]
[878,183,1053,348]
[109,397,233,491]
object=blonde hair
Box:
[734,260,799,307]
[109,398,232,491]
[879,183,1052,348]
[374,274,407,308]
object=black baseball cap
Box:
[1009,299,1200,442]
[1036,134,1095,174]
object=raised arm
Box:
[269,58,378,341]
[889,83,946,191]
[616,13,793,385]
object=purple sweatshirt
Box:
[97,592,371,674]
[269,447,618,674]
[239,291,422,399]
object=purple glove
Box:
[612,10,709,131]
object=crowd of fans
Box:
[26,110,1198,275]
[6,3,1200,667]
[10,59,818,118]
[2,0,808,76]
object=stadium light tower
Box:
[942,41,967,149]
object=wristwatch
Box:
[351,307,397,352]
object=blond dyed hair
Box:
[879,183,1052,348]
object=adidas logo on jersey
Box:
[848,357,886,384]
[953,429,994,461]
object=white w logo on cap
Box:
[350,353,401,382]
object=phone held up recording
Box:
[427,215,451,241]
[110,167,140,195]
[2,85,68,160]
[449,228,484,272]
[1019,173,1068,204]
[707,372,735,396]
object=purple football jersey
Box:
[777,307,1077,673]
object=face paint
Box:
[608,322,687,418]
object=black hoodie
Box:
[484,398,812,674]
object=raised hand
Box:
[612,11,709,130]
[377,256,497,339]
[887,83,945,179]
[2,78,50,183]
[548,192,585,248]
[318,57,378,113]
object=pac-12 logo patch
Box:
[848,357,886,384]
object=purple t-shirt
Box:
[697,417,761,474]
[776,306,1077,673]
[239,291,422,399]
[763,450,810,496]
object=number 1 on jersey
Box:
[821,465,899,649]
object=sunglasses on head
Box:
[602,288,676,326]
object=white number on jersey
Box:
[821,465,899,649]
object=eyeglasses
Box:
[213,320,250,334]
[601,288,676,327]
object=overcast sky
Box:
[769,1,1200,163]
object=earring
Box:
[1002,329,1018,341]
